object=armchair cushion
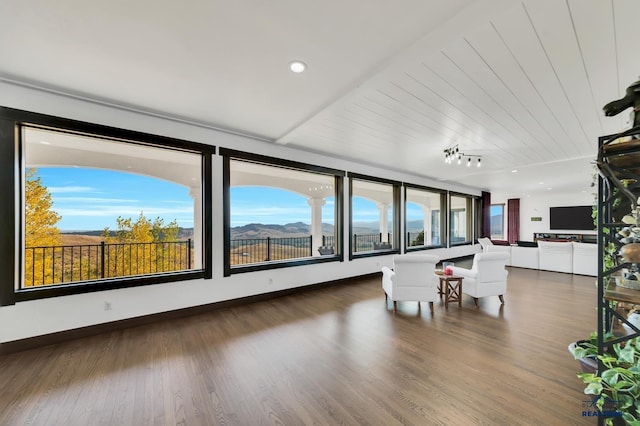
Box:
[485,244,511,266]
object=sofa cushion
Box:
[538,241,573,273]
[572,242,597,276]
[511,246,539,269]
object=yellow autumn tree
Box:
[24,168,61,287]
[102,213,184,277]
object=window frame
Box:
[220,148,345,277]
[0,106,213,306]
[348,173,401,260]
[448,192,474,247]
[403,183,446,252]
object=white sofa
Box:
[572,241,598,276]
[510,246,539,270]
[538,241,573,273]
[478,239,596,276]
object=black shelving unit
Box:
[596,129,640,425]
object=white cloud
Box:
[54,197,138,204]
[48,186,95,194]
[55,205,193,217]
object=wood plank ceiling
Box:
[1,0,639,198]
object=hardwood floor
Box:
[0,266,598,425]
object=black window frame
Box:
[0,106,213,306]
[220,148,345,277]
[348,173,401,260]
[448,191,474,247]
[403,183,446,252]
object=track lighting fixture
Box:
[443,144,483,167]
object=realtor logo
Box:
[581,396,623,418]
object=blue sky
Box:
[37,168,394,231]
[38,168,193,231]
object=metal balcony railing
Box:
[24,240,192,287]
[231,236,313,265]
[352,233,392,252]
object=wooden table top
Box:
[435,270,463,280]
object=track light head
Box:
[444,145,482,167]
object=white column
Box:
[308,198,326,256]
[189,186,202,268]
[377,202,390,242]
[422,206,432,246]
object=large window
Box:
[349,174,400,257]
[222,149,344,275]
[0,107,213,306]
[490,204,505,240]
[449,194,472,245]
[405,185,445,250]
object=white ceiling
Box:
[2,0,638,199]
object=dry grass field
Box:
[59,234,103,246]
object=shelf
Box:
[532,232,596,243]
[604,280,640,305]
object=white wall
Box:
[0,81,482,344]
[492,191,595,242]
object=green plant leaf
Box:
[620,343,637,363]
[614,380,635,391]
[585,382,603,395]
[577,372,601,383]
[599,355,618,363]
[622,412,640,426]
[602,369,620,385]
[572,347,590,359]
[617,394,634,410]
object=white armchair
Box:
[450,252,509,307]
[477,237,493,252]
[381,254,441,312]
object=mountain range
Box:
[63,220,427,240]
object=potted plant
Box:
[571,333,640,425]
[569,331,608,374]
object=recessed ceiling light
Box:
[538,182,544,185]
[511,169,518,173]
[547,187,552,190]
[289,61,307,73]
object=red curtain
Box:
[507,198,520,244]
[481,191,491,238]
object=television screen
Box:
[549,206,593,231]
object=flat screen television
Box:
[549,205,593,231]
